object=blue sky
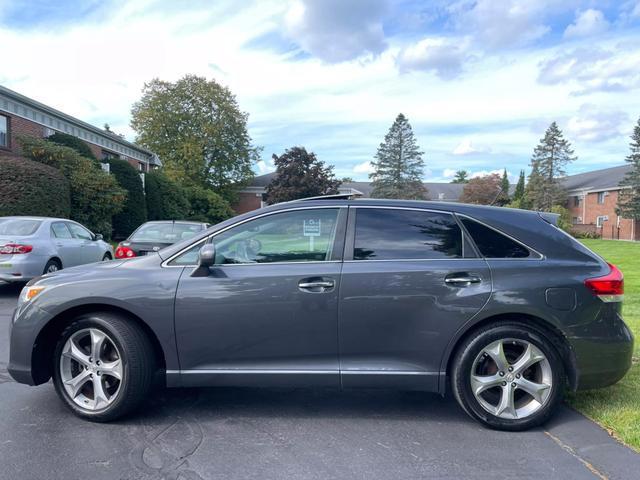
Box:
[1,0,639,182]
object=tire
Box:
[52,312,155,422]
[43,258,61,275]
[102,253,112,261]
[451,321,565,431]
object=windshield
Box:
[0,219,42,236]
[129,222,204,243]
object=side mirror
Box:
[94,234,104,241]
[191,244,216,277]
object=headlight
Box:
[20,285,46,304]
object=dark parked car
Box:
[114,220,208,259]
[8,197,632,430]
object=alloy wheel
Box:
[46,263,59,273]
[470,338,552,420]
[59,328,123,411]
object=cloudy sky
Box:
[2,0,639,182]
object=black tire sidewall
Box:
[453,324,565,431]
[52,315,134,421]
[43,259,61,275]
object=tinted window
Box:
[130,222,204,243]
[51,222,73,239]
[0,219,41,236]
[353,209,462,260]
[461,217,530,258]
[67,223,93,240]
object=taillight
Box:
[115,246,136,259]
[0,244,33,254]
[585,263,624,302]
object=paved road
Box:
[1,283,639,480]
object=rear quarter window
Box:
[460,217,531,259]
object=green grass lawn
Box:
[568,239,640,449]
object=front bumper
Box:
[7,303,53,386]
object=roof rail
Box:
[295,193,361,202]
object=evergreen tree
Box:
[265,147,341,204]
[527,122,576,211]
[495,169,511,205]
[618,117,640,219]
[451,170,469,184]
[370,113,427,199]
[514,170,526,201]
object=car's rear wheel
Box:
[43,259,61,274]
[451,322,565,431]
[52,312,155,422]
[102,253,111,261]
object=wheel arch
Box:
[31,303,167,385]
[440,312,578,394]
[47,256,63,268]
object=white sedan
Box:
[0,216,114,283]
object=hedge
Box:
[108,158,146,239]
[0,155,71,218]
[47,132,98,160]
[18,136,125,237]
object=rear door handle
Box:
[445,275,482,286]
[298,278,335,292]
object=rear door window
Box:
[460,217,530,258]
[51,222,73,239]
[67,223,93,241]
[353,208,462,260]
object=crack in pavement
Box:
[545,431,608,480]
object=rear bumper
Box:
[571,312,634,390]
[0,255,45,282]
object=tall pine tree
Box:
[527,122,576,211]
[618,117,640,219]
[370,113,427,199]
[495,169,511,205]
[451,170,469,184]
[514,170,526,201]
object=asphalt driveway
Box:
[1,282,638,480]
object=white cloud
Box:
[564,9,609,39]
[256,157,275,174]
[449,0,551,49]
[537,45,640,95]
[396,37,472,79]
[567,104,628,142]
[353,161,375,174]
[452,138,492,155]
[442,168,458,178]
[284,0,388,62]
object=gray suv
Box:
[8,198,633,430]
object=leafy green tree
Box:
[618,117,640,219]
[460,173,502,205]
[145,171,190,220]
[47,132,97,160]
[265,147,341,204]
[108,159,147,239]
[184,184,234,223]
[131,75,260,202]
[370,113,427,199]
[19,136,125,237]
[527,122,576,211]
[451,170,469,184]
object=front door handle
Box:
[298,278,335,292]
[445,274,482,286]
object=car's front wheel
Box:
[451,322,565,431]
[52,312,155,422]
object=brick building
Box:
[0,85,160,172]
[565,164,638,241]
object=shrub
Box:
[0,155,71,217]
[550,205,572,232]
[184,184,234,224]
[47,132,97,160]
[145,171,190,221]
[18,136,125,237]
[108,159,147,239]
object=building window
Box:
[0,114,8,148]
[597,191,607,204]
[573,196,581,207]
[596,215,608,228]
[101,149,119,161]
